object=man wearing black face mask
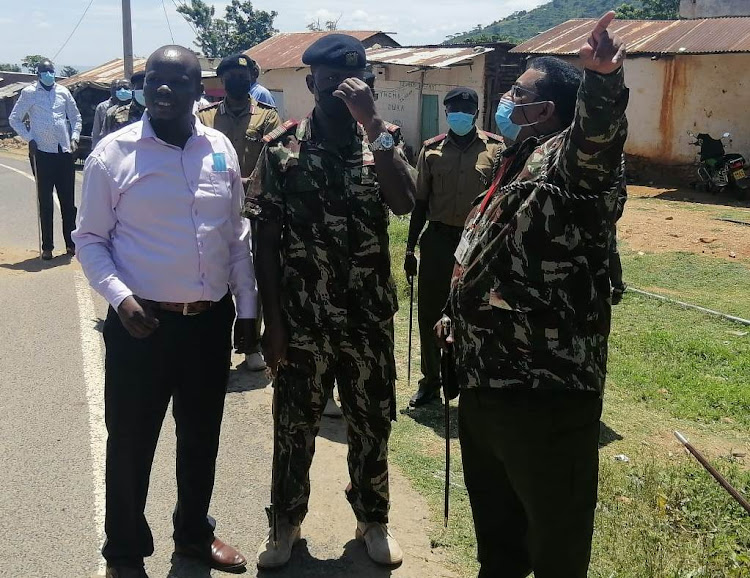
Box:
[199,54,281,371]
[245,33,415,569]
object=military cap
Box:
[216,53,259,77]
[130,70,145,84]
[443,87,478,105]
[301,34,367,69]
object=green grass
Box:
[620,250,750,319]
[386,218,750,578]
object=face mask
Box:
[224,77,252,100]
[316,85,351,121]
[494,98,547,141]
[132,89,146,107]
[115,88,132,102]
[446,112,476,137]
[39,71,55,87]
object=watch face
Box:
[381,133,395,148]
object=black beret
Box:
[130,70,145,84]
[216,53,258,77]
[443,87,478,106]
[302,34,366,69]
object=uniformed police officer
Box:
[405,87,503,407]
[102,71,146,138]
[245,34,415,569]
[199,53,282,371]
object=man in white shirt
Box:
[9,58,82,260]
[73,45,252,578]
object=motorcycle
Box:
[688,131,749,198]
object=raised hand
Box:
[333,78,379,129]
[579,11,626,74]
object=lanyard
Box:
[472,153,515,226]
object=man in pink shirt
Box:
[73,45,251,578]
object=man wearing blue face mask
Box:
[404,87,503,407]
[103,71,146,137]
[92,79,131,147]
[436,13,628,577]
[10,58,82,260]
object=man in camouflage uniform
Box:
[404,87,504,407]
[103,71,146,137]
[244,34,415,569]
[199,53,281,371]
[437,13,628,577]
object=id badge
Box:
[454,231,472,266]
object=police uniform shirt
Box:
[416,130,503,228]
[198,97,281,178]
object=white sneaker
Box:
[323,396,343,417]
[256,521,301,568]
[245,351,267,371]
[355,521,403,565]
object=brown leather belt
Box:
[156,300,215,316]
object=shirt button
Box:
[194,209,198,216]
[201,273,206,279]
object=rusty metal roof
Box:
[510,17,750,55]
[366,46,494,68]
[245,31,393,70]
[0,82,31,99]
[60,58,147,89]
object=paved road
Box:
[0,153,455,578]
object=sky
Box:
[0,0,547,70]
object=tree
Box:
[306,16,341,31]
[61,65,79,77]
[0,63,22,72]
[177,0,277,57]
[616,0,680,20]
[21,55,48,75]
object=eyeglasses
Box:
[509,84,539,100]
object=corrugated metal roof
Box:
[245,30,387,70]
[60,58,147,88]
[511,17,750,55]
[366,46,493,68]
[0,81,30,99]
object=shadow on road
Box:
[317,413,348,445]
[227,366,272,393]
[256,538,396,577]
[649,187,750,209]
[599,421,624,448]
[0,253,73,273]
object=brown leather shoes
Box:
[105,566,149,578]
[175,536,247,572]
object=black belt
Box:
[428,221,464,234]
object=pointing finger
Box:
[592,10,616,39]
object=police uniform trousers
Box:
[459,388,603,578]
[417,221,463,390]
[31,148,77,252]
[101,294,234,567]
[273,317,396,526]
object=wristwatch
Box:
[369,131,395,152]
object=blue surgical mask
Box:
[115,88,132,102]
[446,112,476,137]
[132,89,146,107]
[494,99,522,141]
[39,71,55,87]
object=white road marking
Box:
[73,269,107,576]
[0,162,61,210]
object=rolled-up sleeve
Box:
[73,156,133,309]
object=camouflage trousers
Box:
[271,318,396,526]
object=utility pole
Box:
[122,0,134,78]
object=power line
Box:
[171,0,199,38]
[162,0,175,43]
[52,0,96,61]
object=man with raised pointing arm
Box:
[437,13,628,577]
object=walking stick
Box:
[407,275,414,390]
[443,355,450,528]
[674,431,750,515]
[29,150,43,259]
[268,375,280,546]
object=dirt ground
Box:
[619,185,750,260]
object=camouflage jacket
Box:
[103,101,144,136]
[244,114,406,330]
[448,68,629,395]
